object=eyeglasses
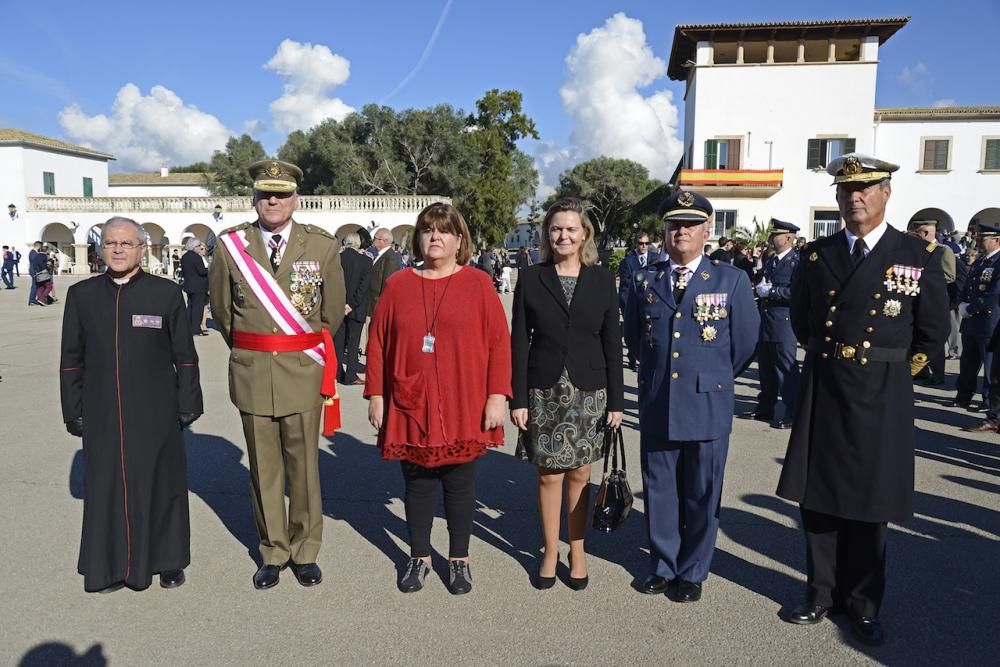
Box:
[102,240,143,250]
[637,242,649,246]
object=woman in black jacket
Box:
[510,198,624,590]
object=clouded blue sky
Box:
[2,0,997,195]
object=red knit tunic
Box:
[365,267,512,467]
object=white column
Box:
[797,39,805,63]
[766,40,775,63]
[828,39,837,62]
[736,41,745,64]
[72,244,89,275]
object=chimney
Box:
[160,166,169,178]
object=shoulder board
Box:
[926,242,938,253]
[302,224,334,239]
[219,221,253,235]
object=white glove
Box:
[755,281,772,298]
[958,302,970,319]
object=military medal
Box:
[884,265,922,296]
[700,271,710,281]
[290,261,322,315]
[883,299,903,317]
[701,325,717,342]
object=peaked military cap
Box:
[976,222,1000,238]
[907,218,939,230]
[827,152,899,185]
[659,190,713,222]
[249,159,303,193]
[767,218,800,235]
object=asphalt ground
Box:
[1,272,998,666]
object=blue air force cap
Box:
[658,190,713,223]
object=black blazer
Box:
[180,250,208,294]
[511,262,624,410]
[341,248,372,323]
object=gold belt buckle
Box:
[838,344,856,360]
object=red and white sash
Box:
[219,228,325,366]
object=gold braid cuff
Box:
[910,352,929,377]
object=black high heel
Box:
[567,554,589,591]
[534,554,558,590]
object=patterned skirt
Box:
[518,369,607,470]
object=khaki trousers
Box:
[240,406,323,566]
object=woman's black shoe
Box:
[398,558,431,593]
[534,558,558,590]
[447,560,473,595]
[567,554,589,591]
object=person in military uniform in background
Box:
[741,219,801,428]
[953,222,1000,409]
[907,220,956,385]
[624,190,759,604]
[777,154,949,646]
[619,233,662,370]
[209,160,346,590]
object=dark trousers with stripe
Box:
[956,334,990,403]
[641,435,729,583]
[801,507,887,619]
[755,340,800,419]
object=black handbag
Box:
[592,425,633,533]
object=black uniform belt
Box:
[809,338,907,365]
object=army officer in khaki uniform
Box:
[209,159,346,589]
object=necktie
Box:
[673,266,690,303]
[851,238,867,267]
[268,234,283,272]
[639,254,646,267]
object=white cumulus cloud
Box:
[58,83,231,170]
[932,98,957,108]
[536,13,684,196]
[265,39,355,134]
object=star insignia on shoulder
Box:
[809,252,818,262]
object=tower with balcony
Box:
[667,17,909,239]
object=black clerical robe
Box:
[60,271,203,591]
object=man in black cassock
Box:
[60,217,203,592]
[777,154,949,646]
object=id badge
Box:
[422,334,436,353]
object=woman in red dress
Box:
[365,203,511,595]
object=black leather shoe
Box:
[534,557,558,590]
[851,616,885,646]
[673,580,702,602]
[399,558,431,593]
[566,553,588,591]
[159,569,185,589]
[739,411,773,422]
[786,602,830,625]
[289,561,322,587]
[639,575,670,594]
[447,560,473,595]
[773,420,793,429]
[951,400,971,409]
[253,563,284,590]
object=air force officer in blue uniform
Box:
[624,191,759,602]
[619,233,663,370]
[742,219,801,428]
[954,222,1000,408]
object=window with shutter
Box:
[704,139,718,169]
[807,139,821,169]
[984,139,1000,170]
[82,177,93,197]
[728,138,741,169]
[923,139,949,170]
[43,172,55,195]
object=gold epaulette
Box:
[926,242,938,253]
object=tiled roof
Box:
[109,172,212,185]
[668,16,910,80]
[0,129,115,160]
[875,106,1000,121]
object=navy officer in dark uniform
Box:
[953,222,1000,409]
[624,190,758,603]
[741,218,801,428]
[777,153,949,646]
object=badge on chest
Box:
[289,261,322,315]
[695,293,728,341]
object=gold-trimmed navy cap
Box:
[249,159,303,193]
[827,152,899,185]
[658,190,713,222]
[767,218,800,235]
[977,222,1000,238]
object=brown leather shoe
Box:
[962,421,998,433]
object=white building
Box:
[0,129,446,274]
[504,221,540,249]
[667,17,1000,240]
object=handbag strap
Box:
[602,425,626,473]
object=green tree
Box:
[460,89,539,245]
[208,134,267,196]
[169,161,211,173]
[548,157,663,248]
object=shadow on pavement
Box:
[18,642,106,666]
[184,432,259,565]
[915,426,1000,476]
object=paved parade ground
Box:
[1,273,998,666]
